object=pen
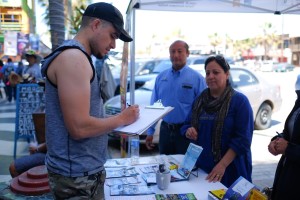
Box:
[127,103,131,107]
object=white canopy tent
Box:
[121,0,300,104]
[127,0,300,14]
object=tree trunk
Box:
[48,0,65,51]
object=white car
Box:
[296,74,300,90]
[260,60,279,72]
[104,66,282,143]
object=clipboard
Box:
[144,99,165,109]
[114,106,174,135]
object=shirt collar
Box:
[171,65,187,74]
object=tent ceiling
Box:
[127,0,300,15]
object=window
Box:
[230,69,258,87]
[0,14,21,23]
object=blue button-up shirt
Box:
[147,65,207,135]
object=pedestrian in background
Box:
[145,40,207,155]
[9,142,47,178]
[0,59,4,99]
[16,61,24,77]
[23,50,43,82]
[1,58,16,102]
[267,84,300,200]
[94,55,116,103]
[40,2,139,199]
[181,55,254,187]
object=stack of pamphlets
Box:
[105,176,141,187]
[110,184,154,196]
[106,167,139,179]
[106,167,155,196]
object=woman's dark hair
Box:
[204,55,230,72]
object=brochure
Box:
[248,188,267,200]
[104,158,130,168]
[177,143,203,179]
[139,165,159,174]
[155,193,197,200]
[141,173,156,185]
[170,169,189,182]
[105,176,141,187]
[129,154,180,167]
[223,176,256,200]
[110,184,154,196]
[106,167,139,179]
[208,189,227,200]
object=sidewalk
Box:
[0,98,278,190]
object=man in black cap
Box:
[41,2,139,199]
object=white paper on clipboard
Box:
[114,106,174,135]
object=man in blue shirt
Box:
[145,40,207,155]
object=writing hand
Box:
[121,104,140,125]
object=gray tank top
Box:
[41,40,107,177]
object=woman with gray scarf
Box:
[181,55,254,187]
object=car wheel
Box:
[255,103,272,130]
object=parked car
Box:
[260,60,279,72]
[113,58,171,95]
[273,62,295,72]
[114,55,231,95]
[296,74,300,90]
[104,66,282,143]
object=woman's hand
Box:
[268,139,278,156]
[274,138,288,155]
[206,162,226,183]
[185,127,198,140]
[268,138,288,155]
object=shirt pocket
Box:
[178,83,194,104]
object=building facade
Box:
[0,0,35,61]
[290,36,300,66]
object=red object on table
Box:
[10,165,50,196]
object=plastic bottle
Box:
[129,135,140,164]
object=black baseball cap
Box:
[83,2,133,42]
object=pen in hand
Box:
[127,103,131,107]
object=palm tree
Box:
[208,33,222,54]
[256,22,281,60]
[38,0,88,50]
[48,0,65,51]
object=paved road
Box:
[0,68,299,190]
